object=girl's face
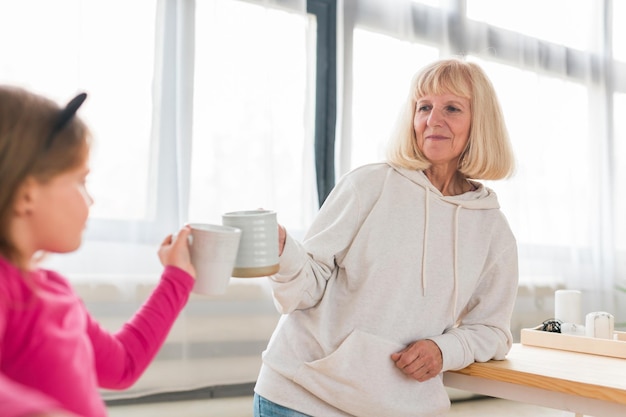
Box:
[28,158,93,254]
[413,93,472,168]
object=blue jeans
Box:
[253,393,312,417]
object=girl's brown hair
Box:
[0,85,90,262]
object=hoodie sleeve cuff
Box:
[270,233,307,283]
[428,333,473,372]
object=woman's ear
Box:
[13,177,39,217]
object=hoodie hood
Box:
[390,164,501,320]
[391,165,500,210]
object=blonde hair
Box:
[387,58,515,180]
[0,85,90,262]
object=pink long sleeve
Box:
[0,257,194,417]
[90,266,194,389]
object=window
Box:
[473,58,591,248]
[0,0,313,279]
[3,0,626,294]
[191,0,315,229]
[0,0,157,222]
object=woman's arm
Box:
[269,175,364,314]
[431,240,519,371]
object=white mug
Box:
[222,210,279,278]
[187,223,241,295]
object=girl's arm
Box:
[88,265,194,389]
[90,225,195,388]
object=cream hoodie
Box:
[255,163,519,417]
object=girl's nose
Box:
[82,188,94,207]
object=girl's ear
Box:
[13,177,39,217]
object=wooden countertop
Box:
[447,343,626,405]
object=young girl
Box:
[0,85,197,417]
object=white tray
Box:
[520,327,626,359]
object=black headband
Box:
[44,92,87,150]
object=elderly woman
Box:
[254,58,518,417]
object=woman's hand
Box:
[158,225,196,279]
[391,339,443,382]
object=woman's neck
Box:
[424,168,471,196]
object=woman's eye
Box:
[417,105,431,112]
[446,105,460,112]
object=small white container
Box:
[585,311,614,339]
[554,289,582,324]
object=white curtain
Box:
[339,0,626,321]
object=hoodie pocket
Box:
[293,329,449,417]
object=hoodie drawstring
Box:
[421,191,429,296]
[452,205,461,320]
[420,187,461,321]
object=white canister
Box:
[554,289,582,325]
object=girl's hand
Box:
[278,224,287,256]
[158,225,196,279]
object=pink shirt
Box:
[0,256,194,417]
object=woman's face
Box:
[413,93,471,168]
